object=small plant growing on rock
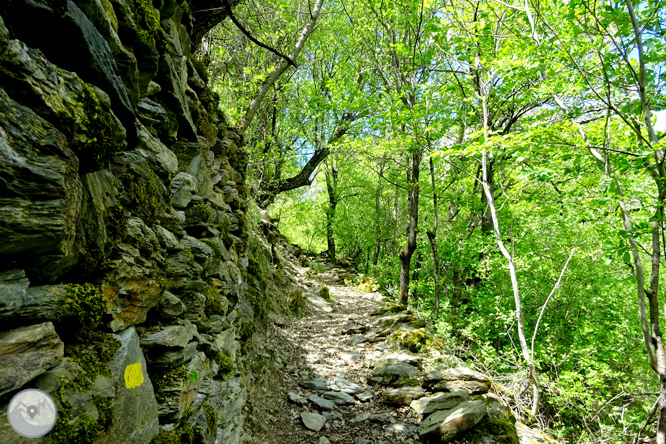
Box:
[319,285,333,302]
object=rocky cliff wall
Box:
[0,1,293,443]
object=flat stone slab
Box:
[382,386,425,405]
[288,391,308,406]
[356,392,373,402]
[308,395,337,411]
[332,376,364,394]
[424,367,491,394]
[368,363,419,385]
[0,322,64,396]
[301,412,326,431]
[369,353,424,370]
[323,390,356,405]
[345,334,368,345]
[418,400,487,442]
[410,391,469,416]
[300,379,330,391]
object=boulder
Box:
[0,33,127,171]
[410,391,469,417]
[300,379,329,391]
[0,87,82,282]
[2,0,135,135]
[368,363,419,386]
[140,321,197,349]
[0,322,64,396]
[418,399,487,442]
[382,386,425,406]
[424,367,491,394]
[301,412,326,432]
[331,376,364,394]
[171,172,199,209]
[288,392,308,406]
[308,395,337,411]
[106,327,159,444]
[102,243,165,332]
[322,391,356,405]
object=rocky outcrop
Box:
[0,1,300,443]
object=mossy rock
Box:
[151,423,203,444]
[289,289,304,312]
[461,417,519,444]
[375,302,407,316]
[394,377,421,388]
[391,328,427,353]
[121,165,166,225]
[319,285,333,302]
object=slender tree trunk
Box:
[373,155,387,266]
[427,156,441,316]
[398,149,422,305]
[480,92,538,415]
[237,0,324,135]
[324,161,338,262]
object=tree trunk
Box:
[373,155,387,266]
[324,160,338,262]
[398,149,422,305]
[427,157,441,316]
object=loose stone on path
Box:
[301,412,326,432]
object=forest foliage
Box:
[200,0,666,442]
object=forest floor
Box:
[251,266,424,444]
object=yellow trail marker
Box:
[124,363,144,389]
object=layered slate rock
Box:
[382,386,426,406]
[410,391,469,417]
[418,399,487,442]
[106,327,159,444]
[301,412,326,432]
[368,362,420,386]
[0,322,64,396]
[0,86,82,281]
[424,366,491,394]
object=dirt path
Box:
[251,268,424,444]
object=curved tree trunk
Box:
[398,149,422,305]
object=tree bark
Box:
[398,149,422,305]
[427,156,441,316]
[373,155,387,265]
[237,0,324,136]
[324,160,338,262]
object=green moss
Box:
[62,284,107,333]
[216,353,233,375]
[289,288,304,313]
[204,286,224,316]
[203,401,217,434]
[47,379,111,444]
[92,395,113,429]
[133,0,166,50]
[186,203,213,224]
[151,423,200,444]
[377,302,407,315]
[394,377,420,387]
[462,417,519,444]
[65,331,121,392]
[391,328,427,353]
[201,239,222,257]
[100,0,118,31]
[318,284,333,302]
[75,82,119,171]
[80,203,128,275]
[123,170,165,224]
[152,366,187,403]
[189,56,209,84]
